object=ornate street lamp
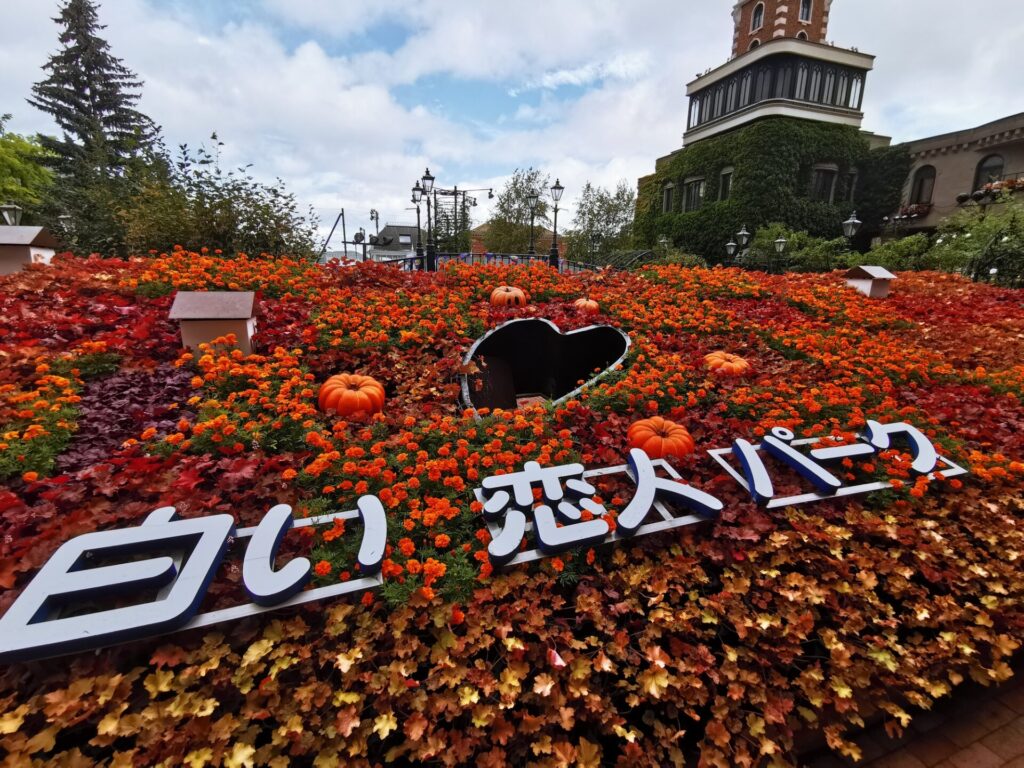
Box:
[774,236,788,254]
[527,188,541,255]
[411,181,424,261]
[548,179,564,269]
[725,240,738,259]
[422,169,436,271]
[0,203,23,226]
[369,208,379,235]
[737,225,751,249]
[842,211,862,240]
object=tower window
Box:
[974,155,1005,190]
[797,31,808,40]
[800,0,813,22]
[751,2,765,32]
[810,164,839,203]
[910,165,936,205]
[662,183,675,213]
[683,178,706,212]
[719,168,734,201]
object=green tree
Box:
[483,168,550,254]
[117,137,319,257]
[563,180,636,264]
[0,115,54,219]
[928,194,1024,287]
[28,0,157,174]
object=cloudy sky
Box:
[2,0,1022,241]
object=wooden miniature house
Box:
[169,291,258,354]
[0,227,60,276]
[844,266,896,299]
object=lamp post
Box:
[422,168,436,271]
[548,179,564,269]
[842,211,862,241]
[369,208,379,235]
[0,203,23,226]
[527,188,540,255]
[773,235,788,273]
[725,240,738,260]
[411,181,424,261]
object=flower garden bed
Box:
[1,252,1023,766]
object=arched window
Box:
[797,30,808,40]
[822,69,836,104]
[751,2,765,31]
[726,79,739,112]
[755,67,773,101]
[713,84,725,118]
[689,97,701,127]
[800,0,813,22]
[974,155,1005,190]
[749,38,761,50]
[775,65,793,98]
[740,71,754,106]
[910,165,936,205]
[795,63,809,100]
[808,65,822,102]
[835,72,848,105]
[848,75,863,108]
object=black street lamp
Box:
[369,208,379,235]
[422,168,436,271]
[548,179,564,269]
[725,240,738,259]
[527,188,540,255]
[774,236,788,255]
[411,181,424,261]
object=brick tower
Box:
[732,0,833,58]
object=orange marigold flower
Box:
[22,471,39,483]
[450,605,465,625]
[282,468,298,480]
[550,557,565,573]
[434,534,451,549]
[313,560,332,576]
[398,538,416,557]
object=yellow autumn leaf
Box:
[241,638,274,667]
[458,686,479,706]
[577,737,602,768]
[224,742,256,768]
[830,679,853,699]
[144,668,174,697]
[334,648,363,673]
[333,691,361,706]
[0,704,29,734]
[639,667,670,699]
[183,748,214,768]
[373,712,398,740]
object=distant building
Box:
[469,222,568,258]
[373,224,422,255]
[896,113,1024,232]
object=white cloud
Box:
[2,0,1023,243]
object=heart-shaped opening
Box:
[460,318,631,412]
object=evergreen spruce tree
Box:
[28,0,157,174]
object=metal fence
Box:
[375,252,603,274]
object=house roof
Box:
[375,224,422,252]
[845,266,896,281]
[0,226,61,248]
[169,291,256,320]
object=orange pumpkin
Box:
[318,374,385,417]
[574,297,599,314]
[704,351,750,377]
[627,416,696,460]
[490,286,529,307]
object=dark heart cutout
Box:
[460,318,631,412]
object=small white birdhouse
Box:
[169,291,258,354]
[844,266,896,299]
[0,227,60,276]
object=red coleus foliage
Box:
[0,253,1022,767]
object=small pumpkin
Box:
[574,297,599,314]
[318,374,385,417]
[704,351,750,377]
[490,286,529,307]
[627,416,696,460]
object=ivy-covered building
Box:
[636,0,907,258]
